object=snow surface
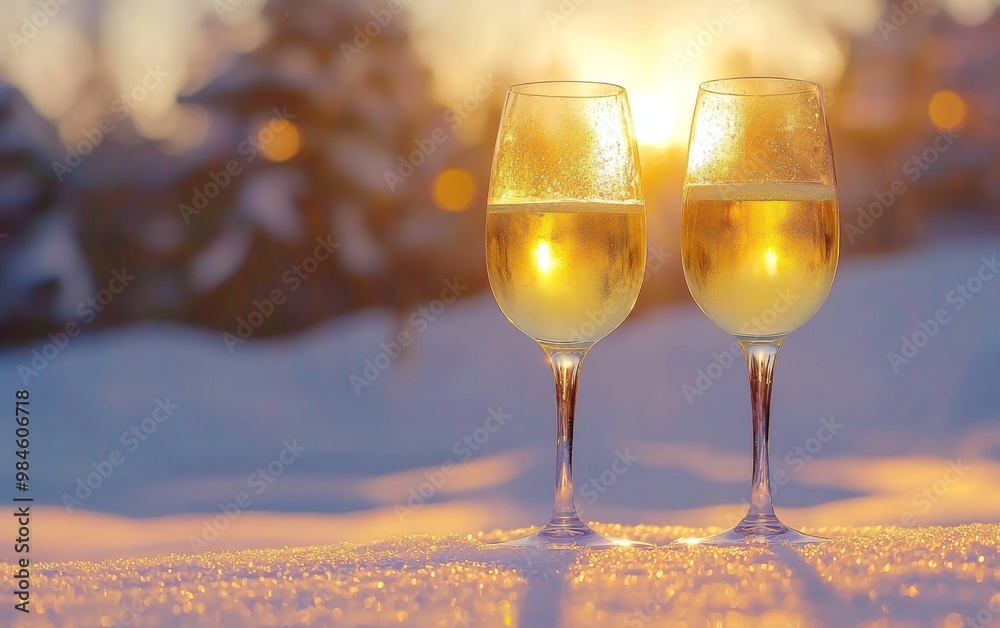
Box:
[2,524,998,626]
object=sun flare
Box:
[533,239,556,274]
[628,91,681,147]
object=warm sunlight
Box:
[629,91,682,147]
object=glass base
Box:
[677,514,827,547]
[491,517,652,550]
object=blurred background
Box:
[1,0,999,560]
[1,0,998,337]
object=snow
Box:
[188,223,254,291]
[1,239,999,624]
[1,209,94,322]
[238,168,306,243]
[2,524,998,626]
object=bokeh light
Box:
[433,167,476,211]
[928,90,967,129]
[259,120,302,162]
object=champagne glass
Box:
[679,77,839,546]
[486,81,649,549]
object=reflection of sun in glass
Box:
[764,247,779,276]
[534,240,556,274]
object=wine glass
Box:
[679,77,840,546]
[485,81,649,549]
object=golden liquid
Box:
[487,202,646,344]
[682,184,839,337]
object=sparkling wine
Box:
[682,183,839,337]
[487,201,646,344]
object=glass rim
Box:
[508,81,626,99]
[699,76,820,96]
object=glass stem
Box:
[541,343,589,526]
[739,338,783,522]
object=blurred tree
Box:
[2,0,499,345]
[175,0,470,336]
[0,83,91,339]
